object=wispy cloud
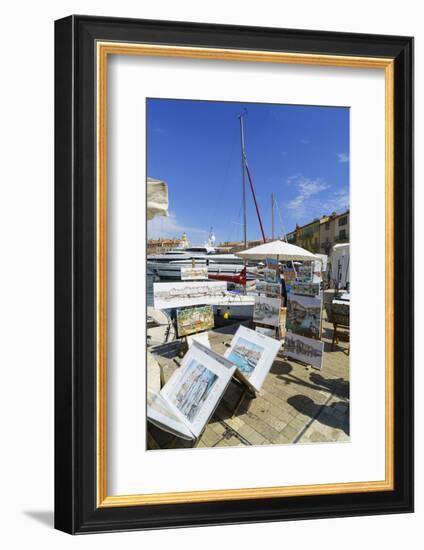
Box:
[337,153,349,163]
[287,175,330,211]
[147,211,209,242]
[152,127,166,135]
[285,175,349,227]
[300,138,311,145]
[286,174,301,185]
[320,188,349,213]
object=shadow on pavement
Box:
[309,373,349,399]
[287,395,350,435]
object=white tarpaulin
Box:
[147,177,169,220]
[235,239,318,261]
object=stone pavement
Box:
[147,316,349,450]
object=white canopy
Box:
[235,239,318,261]
[147,177,169,220]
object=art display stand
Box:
[282,274,325,370]
[253,258,282,336]
[280,351,313,369]
[230,377,257,418]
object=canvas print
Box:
[282,265,296,292]
[253,295,281,327]
[224,325,281,392]
[227,336,264,377]
[255,326,276,337]
[153,280,227,309]
[171,360,218,422]
[296,262,313,282]
[286,293,322,339]
[146,98,350,449]
[180,266,208,280]
[176,305,214,337]
[148,342,236,440]
[284,332,324,370]
[263,268,279,283]
[291,282,320,297]
[256,280,281,298]
[264,258,280,282]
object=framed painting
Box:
[55,15,413,533]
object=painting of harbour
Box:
[177,305,214,337]
[171,360,218,422]
[263,268,279,283]
[296,262,313,282]
[153,280,227,309]
[286,293,322,339]
[253,295,281,327]
[284,332,324,370]
[180,266,208,281]
[291,282,320,297]
[227,336,264,377]
[282,265,296,292]
[255,326,276,337]
[256,280,281,298]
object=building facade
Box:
[286,210,349,254]
[334,211,350,244]
[319,214,336,255]
[147,234,188,255]
[219,239,265,253]
[296,219,320,253]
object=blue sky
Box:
[147,99,349,245]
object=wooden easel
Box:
[230,376,257,418]
[280,352,315,370]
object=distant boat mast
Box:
[238,113,248,250]
[237,112,267,245]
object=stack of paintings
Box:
[148,327,281,440]
[254,258,281,328]
[147,341,236,440]
[284,284,324,369]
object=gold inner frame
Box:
[96,42,395,508]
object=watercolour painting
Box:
[177,305,214,337]
[286,293,322,339]
[284,332,324,370]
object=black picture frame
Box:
[55,15,414,534]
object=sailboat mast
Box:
[238,114,248,250]
[271,192,275,240]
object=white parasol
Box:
[235,239,318,261]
